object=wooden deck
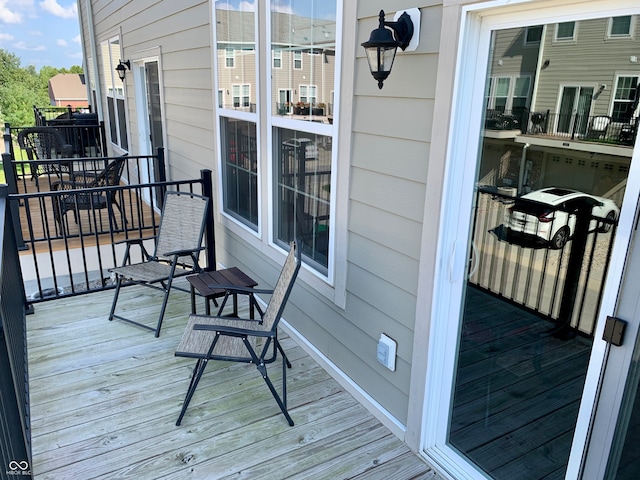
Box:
[27,282,437,479]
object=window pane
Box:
[271,0,337,121]
[117,98,128,151]
[525,25,543,44]
[274,127,331,272]
[221,117,258,229]
[611,16,632,36]
[216,4,256,111]
[557,21,575,40]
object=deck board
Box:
[27,285,436,479]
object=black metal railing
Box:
[485,107,639,147]
[469,187,617,337]
[6,121,108,163]
[0,184,32,475]
[33,105,90,126]
[13,169,214,305]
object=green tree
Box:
[0,49,83,126]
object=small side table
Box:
[186,267,258,318]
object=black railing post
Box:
[200,169,216,271]
[555,202,595,339]
[155,147,166,209]
[2,154,25,250]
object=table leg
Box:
[190,285,196,315]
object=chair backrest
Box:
[92,157,126,188]
[154,192,209,263]
[591,115,611,132]
[261,240,302,331]
[17,127,71,160]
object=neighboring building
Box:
[77,1,640,479]
[47,73,88,108]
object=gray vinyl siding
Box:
[534,16,640,117]
[81,0,441,426]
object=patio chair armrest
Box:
[162,246,205,257]
[114,236,156,246]
[51,179,78,191]
[194,322,272,338]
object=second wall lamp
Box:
[115,59,130,81]
[362,9,415,89]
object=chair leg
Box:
[176,358,209,426]
[256,360,294,427]
[154,278,174,338]
[109,276,123,321]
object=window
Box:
[216,3,258,228]
[612,75,639,122]
[232,84,250,108]
[525,25,543,44]
[609,16,632,37]
[493,77,510,111]
[215,0,339,277]
[102,37,128,151]
[299,85,317,105]
[225,48,235,68]
[293,51,302,69]
[555,21,576,41]
[274,129,331,273]
[221,118,258,228]
[512,77,531,110]
[273,48,282,68]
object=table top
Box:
[186,267,257,297]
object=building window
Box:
[512,77,531,111]
[609,16,632,37]
[273,48,282,68]
[525,25,543,44]
[221,118,258,228]
[299,85,317,105]
[215,0,339,277]
[612,75,639,122]
[293,51,302,69]
[232,84,251,108]
[555,21,576,41]
[493,77,510,111]
[274,129,331,273]
[225,48,235,68]
[102,37,128,151]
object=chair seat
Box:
[111,261,183,283]
[176,315,264,360]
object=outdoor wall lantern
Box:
[362,9,414,89]
[115,60,130,81]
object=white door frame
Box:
[419,1,640,479]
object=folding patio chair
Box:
[174,240,301,426]
[108,191,209,337]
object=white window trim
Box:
[293,50,303,69]
[554,20,578,42]
[609,73,640,119]
[102,35,128,153]
[419,2,640,479]
[607,15,634,38]
[211,1,348,308]
[273,48,282,68]
[524,25,543,45]
[225,47,235,68]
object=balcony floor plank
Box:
[28,287,436,479]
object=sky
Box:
[0,0,82,71]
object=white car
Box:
[504,187,620,249]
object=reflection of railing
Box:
[515,109,639,147]
[469,187,617,337]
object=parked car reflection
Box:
[504,187,619,249]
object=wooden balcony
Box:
[28,285,436,479]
